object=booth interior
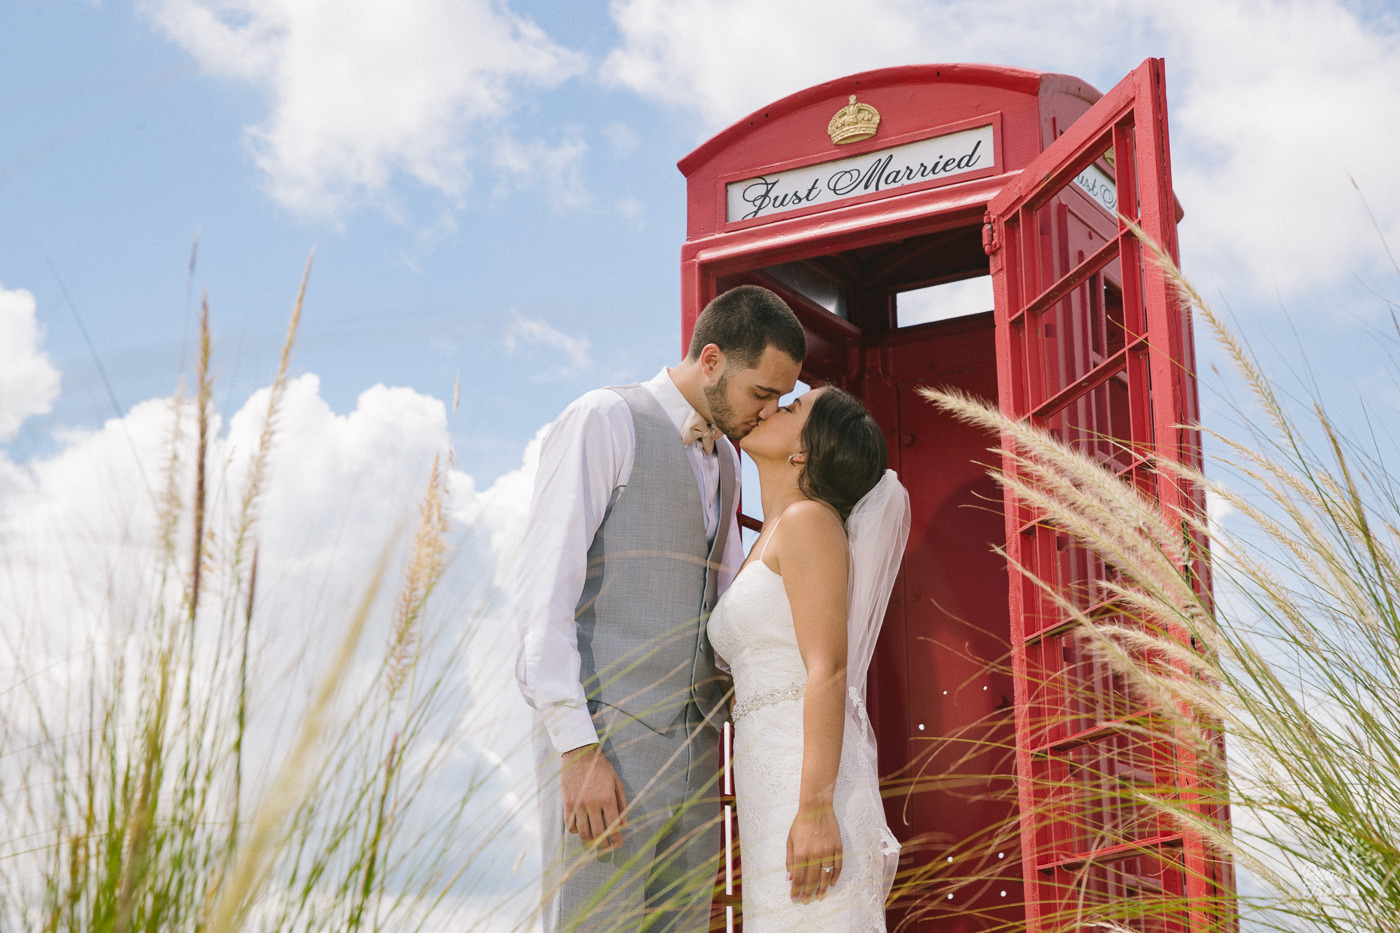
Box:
[718,210,1027,924]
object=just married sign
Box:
[725,123,995,224]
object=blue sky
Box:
[3,0,705,481]
[4,0,1400,927]
[5,1,1400,482]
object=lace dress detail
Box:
[710,559,895,932]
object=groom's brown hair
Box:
[686,285,806,369]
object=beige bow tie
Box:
[681,410,719,455]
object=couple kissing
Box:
[515,284,910,932]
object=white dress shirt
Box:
[514,368,744,754]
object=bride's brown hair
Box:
[797,386,887,521]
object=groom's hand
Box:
[560,744,628,850]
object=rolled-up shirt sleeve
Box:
[513,390,632,755]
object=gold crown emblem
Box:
[827,94,880,145]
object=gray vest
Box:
[574,384,734,733]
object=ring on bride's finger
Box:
[821,866,833,873]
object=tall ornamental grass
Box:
[922,234,1400,932]
[0,259,535,932]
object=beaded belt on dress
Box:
[731,681,805,722]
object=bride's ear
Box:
[787,452,807,467]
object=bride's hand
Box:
[786,805,843,903]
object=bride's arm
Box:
[774,499,851,904]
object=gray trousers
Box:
[535,705,721,933]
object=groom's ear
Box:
[699,344,725,379]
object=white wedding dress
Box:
[709,517,900,932]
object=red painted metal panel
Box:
[877,316,1023,930]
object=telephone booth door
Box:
[679,59,1233,932]
[985,58,1232,932]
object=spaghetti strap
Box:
[757,514,785,562]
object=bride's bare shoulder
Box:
[774,499,846,549]
[769,499,848,588]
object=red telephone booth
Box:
[680,60,1234,931]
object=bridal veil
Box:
[844,468,911,901]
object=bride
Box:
[709,385,910,931]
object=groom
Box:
[514,285,805,932]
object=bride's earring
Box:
[788,454,799,466]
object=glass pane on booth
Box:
[759,260,848,319]
[1017,163,1125,406]
[1042,380,1138,473]
[1025,141,1121,268]
[895,275,993,327]
[1073,151,1119,218]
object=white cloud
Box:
[601,0,929,129]
[1205,487,1235,539]
[615,195,645,224]
[143,0,585,219]
[599,0,1130,132]
[0,284,61,441]
[491,130,591,209]
[504,308,593,380]
[1148,0,1400,295]
[603,121,641,158]
[0,371,544,928]
[600,0,1400,299]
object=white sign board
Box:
[726,124,995,224]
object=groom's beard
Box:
[704,372,754,440]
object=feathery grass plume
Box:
[348,453,450,928]
[385,453,447,701]
[230,252,310,573]
[921,226,1400,931]
[224,251,308,861]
